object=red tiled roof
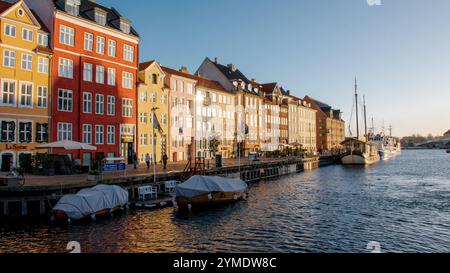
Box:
[36,45,52,54]
[196,77,226,92]
[0,1,13,14]
[261,83,277,94]
[138,60,156,71]
[161,66,198,81]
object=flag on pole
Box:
[153,112,164,135]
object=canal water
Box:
[1,150,449,253]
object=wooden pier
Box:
[0,156,339,219]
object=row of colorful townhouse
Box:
[0,0,345,171]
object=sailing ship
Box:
[341,79,381,165]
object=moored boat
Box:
[53,184,129,223]
[174,176,248,210]
[341,138,380,165]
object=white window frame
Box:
[122,99,133,118]
[4,24,16,37]
[57,122,72,141]
[19,82,33,109]
[18,120,33,143]
[108,40,116,57]
[83,92,92,114]
[38,57,49,74]
[58,57,73,79]
[107,68,116,86]
[95,125,104,145]
[21,53,32,71]
[22,29,33,42]
[38,33,49,47]
[123,44,134,62]
[0,79,17,106]
[3,49,15,68]
[84,32,93,51]
[60,25,75,46]
[107,125,115,145]
[37,86,48,108]
[95,94,105,115]
[96,65,105,84]
[107,96,115,116]
[83,63,93,82]
[82,124,92,144]
[95,12,106,25]
[96,36,105,54]
[57,88,73,112]
[122,72,133,89]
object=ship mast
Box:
[355,78,360,140]
[363,95,368,141]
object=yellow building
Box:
[0,0,52,171]
[137,60,169,164]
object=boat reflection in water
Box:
[174,176,248,211]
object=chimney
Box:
[286,90,291,95]
[179,66,189,74]
[228,64,236,72]
[251,78,257,83]
[214,57,219,64]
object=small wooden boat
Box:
[53,185,129,223]
[174,176,248,210]
[341,138,380,165]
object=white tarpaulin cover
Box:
[175,176,248,199]
[54,185,129,220]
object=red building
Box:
[27,0,139,165]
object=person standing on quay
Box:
[145,153,151,170]
[162,154,168,170]
[133,152,138,170]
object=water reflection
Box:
[1,150,450,253]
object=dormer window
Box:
[95,10,107,25]
[38,33,49,47]
[65,0,80,16]
[120,21,131,34]
[248,83,252,91]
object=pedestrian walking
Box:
[145,153,151,169]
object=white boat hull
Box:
[342,154,380,165]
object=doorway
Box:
[1,153,14,172]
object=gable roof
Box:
[208,58,251,84]
[53,0,139,37]
[161,66,198,81]
[196,77,229,93]
[0,1,13,14]
[261,83,277,95]
[138,60,156,71]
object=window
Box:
[4,24,16,37]
[18,122,32,143]
[38,33,49,47]
[37,86,48,108]
[95,94,104,114]
[65,0,80,16]
[22,29,33,41]
[151,93,157,103]
[107,126,115,145]
[107,68,116,86]
[95,125,104,145]
[57,123,72,141]
[140,134,147,146]
[60,25,74,46]
[83,63,93,82]
[38,57,49,73]
[21,54,32,70]
[95,12,106,25]
[84,33,93,51]
[120,21,131,34]
[96,36,105,54]
[122,99,133,117]
[58,89,73,112]
[58,58,73,78]
[122,72,133,89]
[108,40,116,57]
[96,65,105,84]
[19,82,33,108]
[187,83,193,94]
[83,92,92,113]
[139,112,148,123]
[151,74,158,84]
[0,121,15,142]
[123,45,134,62]
[162,114,167,125]
[36,123,48,143]
[1,80,16,106]
[82,124,92,144]
[162,94,167,104]
[3,50,15,67]
[107,96,115,116]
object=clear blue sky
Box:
[107,0,450,137]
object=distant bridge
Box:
[416,138,450,149]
